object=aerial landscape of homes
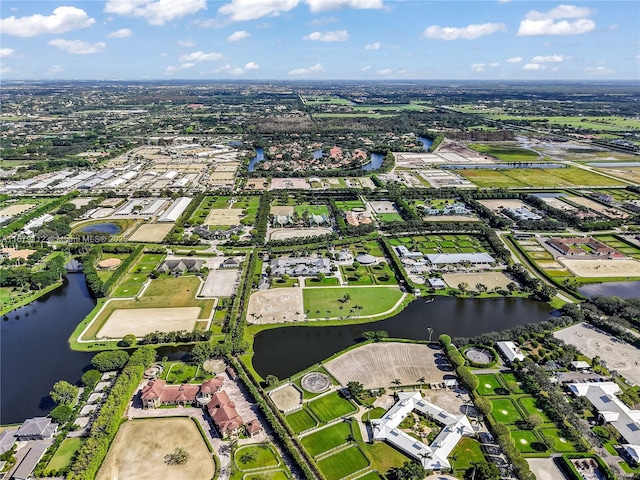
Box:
[1,71,640,480]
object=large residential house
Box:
[206,391,244,438]
[423,202,470,216]
[140,377,224,409]
[157,258,203,274]
[270,257,332,277]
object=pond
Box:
[247,148,264,172]
[418,137,434,151]
[79,222,122,234]
[361,153,384,171]
[578,281,640,299]
[252,296,554,379]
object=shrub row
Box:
[82,245,143,297]
[68,347,156,480]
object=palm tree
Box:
[391,378,401,389]
[426,327,433,342]
[417,376,426,388]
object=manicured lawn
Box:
[356,472,384,480]
[377,213,403,223]
[540,428,579,453]
[308,392,357,423]
[317,446,370,480]
[110,253,163,298]
[303,287,403,319]
[305,277,341,287]
[361,441,413,473]
[235,444,279,470]
[294,204,330,216]
[335,200,365,211]
[511,429,544,454]
[244,470,289,480]
[450,438,486,472]
[286,409,318,434]
[301,421,351,456]
[491,398,525,425]
[45,438,83,474]
[500,373,525,394]
[162,362,199,384]
[476,374,504,396]
[519,397,552,423]
[460,167,625,188]
[468,143,541,161]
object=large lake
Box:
[578,281,640,299]
[252,296,553,379]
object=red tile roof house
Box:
[140,376,224,409]
[547,237,618,256]
[206,391,244,439]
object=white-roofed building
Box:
[371,391,473,470]
[568,382,640,445]
[622,444,640,466]
[158,197,192,222]
[496,341,526,363]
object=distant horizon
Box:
[1,1,638,81]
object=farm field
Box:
[191,195,259,227]
[467,143,542,161]
[479,114,640,131]
[595,166,640,184]
[302,286,403,319]
[307,392,356,423]
[293,204,330,216]
[96,418,215,480]
[459,167,625,188]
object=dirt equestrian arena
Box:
[554,323,640,386]
[269,385,303,412]
[246,289,304,324]
[204,208,245,226]
[442,272,513,290]
[200,270,239,297]
[269,228,333,241]
[96,418,215,480]
[301,373,331,393]
[97,307,200,338]
[559,258,640,277]
[128,223,173,242]
[325,342,450,389]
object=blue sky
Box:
[0,0,638,80]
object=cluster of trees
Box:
[505,263,557,301]
[68,347,156,480]
[0,192,77,237]
[138,329,212,345]
[387,461,426,480]
[360,330,389,342]
[252,192,272,245]
[0,253,65,291]
[329,198,375,237]
[91,350,130,371]
[81,245,142,297]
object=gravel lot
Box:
[247,288,304,324]
[201,270,239,297]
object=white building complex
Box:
[157,197,192,222]
[371,391,473,470]
[496,341,526,363]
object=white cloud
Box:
[104,0,206,26]
[585,65,614,75]
[523,63,544,70]
[423,22,506,40]
[288,63,325,75]
[507,56,523,63]
[304,30,349,41]
[165,62,196,73]
[244,61,259,69]
[218,0,300,22]
[0,64,11,74]
[376,68,393,75]
[497,0,512,3]
[229,67,245,75]
[177,39,196,47]
[531,54,568,63]
[518,4,595,36]
[227,30,250,42]
[636,54,640,61]
[365,42,380,50]
[48,38,106,54]
[46,65,64,75]
[305,0,383,12]
[0,6,95,37]
[490,62,499,67]
[361,65,371,71]
[107,28,132,38]
[179,50,223,62]
[0,48,14,58]
[471,63,486,72]
[217,0,381,22]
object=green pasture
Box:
[511,429,544,454]
[468,143,541,161]
[335,200,365,211]
[243,471,289,480]
[377,213,403,223]
[388,234,485,255]
[340,263,396,286]
[518,397,552,424]
[476,374,505,396]
[450,438,486,472]
[110,253,164,298]
[235,444,279,470]
[286,409,318,434]
[307,392,356,423]
[303,287,403,319]
[540,428,580,453]
[500,373,525,394]
[301,421,352,456]
[303,96,352,106]
[491,398,526,424]
[316,446,370,480]
[45,438,83,474]
[460,167,626,188]
[294,204,330,216]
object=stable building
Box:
[496,341,526,364]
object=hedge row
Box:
[82,245,143,297]
[230,358,322,480]
[557,454,615,480]
[67,347,156,480]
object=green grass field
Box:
[476,374,505,396]
[460,167,625,188]
[511,429,544,454]
[500,373,525,394]
[388,234,485,256]
[294,204,330,216]
[45,438,83,474]
[468,143,541,161]
[356,472,384,480]
[491,398,525,425]
[450,438,486,472]
[243,471,289,480]
[316,447,370,480]
[110,253,164,298]
[540,428,579,453]
[335,200,366,211]
[301,421,352,456]
[235,444,279,470]
[286,409,318,433]
[308,392,357,423]
[303,287,403,319]
[518,397,552,423]
[377,213,403,223]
